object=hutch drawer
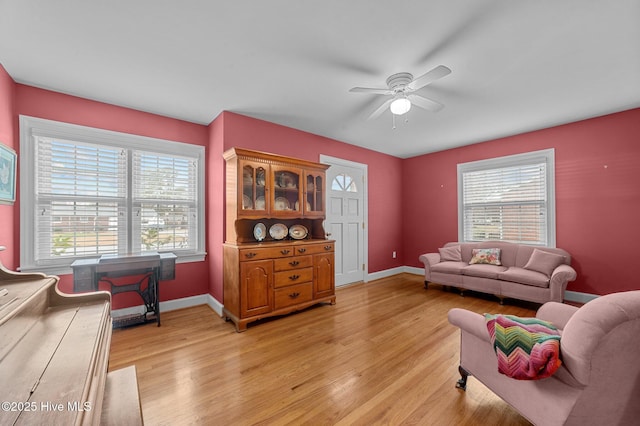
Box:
[274,267,314,288]
[274,282,313,309]
[295,242,334,255]
[239,246,294,261]
[273,255,313,271]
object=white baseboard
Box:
[112,293,224,319]
[366,266,409,282]
[206,294,224,316]
[113,268,599,318]
[403,266,424,276]
[564,290,598,304]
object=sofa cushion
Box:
[438,245,462,262]
[462,264,508,279]
[485,314,562,380]
[524,248,566,277]
[469,248,502,265]
[514,245,571,268]
[432,261,468,275]
[499,267,550,288]
[459,242,518,266]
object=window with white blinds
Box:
[457,149,555,246]
[35,138,128,261]
[20,115,205,273]
[132,151,198,252]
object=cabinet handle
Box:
[298,248,306,253]
[289,292,300,299]
[324,245,332,251]
[289,261,299,266]
[280,249,290,255]
[289,274,300,281]
[245,252,257,258]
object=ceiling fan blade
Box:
[407,65,451,91]
[368,98,394,120]
[349,87,394,95]
[408,94,445,112]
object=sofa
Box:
[448,290,640,425]
[419,241,577,304]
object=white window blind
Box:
[458,149,555,246]
[35,137,127,260]
[20,115,206,274]
[132,151,198,252]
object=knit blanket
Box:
[485,314,562,380]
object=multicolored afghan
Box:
[485,314,562,380]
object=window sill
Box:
[19,252,207,277]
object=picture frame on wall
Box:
[0,141,17,205]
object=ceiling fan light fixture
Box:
[390,96,411,115]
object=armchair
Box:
[448,291,640,426]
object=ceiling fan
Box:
[349,65,451,120]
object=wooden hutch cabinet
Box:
[223,148,335,331]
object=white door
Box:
[321,156,367,286]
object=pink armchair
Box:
[448,290,640,426]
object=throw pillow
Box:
[524,249,565,277]
[469,248,501,265]
[485,314,562,380]
[438,245,462,262]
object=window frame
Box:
[19,115,206,274]
[457,149,556,247]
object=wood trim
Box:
[224,147,330,171]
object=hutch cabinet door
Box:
[271,164,303,217]
[304,172,325,217]
[313,252,335,298]
[240,260,273,317]
[239,160,269,217]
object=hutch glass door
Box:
[241,163,268,215]
[271,165,302,216]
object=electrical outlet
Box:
[392,251,397,258]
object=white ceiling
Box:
[1,0,639,158]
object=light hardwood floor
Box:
[109,273,538,425]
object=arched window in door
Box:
[331,173,358,192]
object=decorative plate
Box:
[242,194,252,209]
[294,200,311,211]
[253,223,266,241]
[269,223,288,240]
[277,172,297,188]
[274,197,290,211]
[289,224,308,240]
[255,196,265,210]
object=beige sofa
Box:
[419,241,577,304]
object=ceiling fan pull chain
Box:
[392,113,396,130]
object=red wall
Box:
[13,85,212,308]
[207,113,226,301]
[0,65,16,268]
[403,108,640,295]
[220,112,405,273]
[205,112,405,301]
[3,67,639,301]
[1,77,405,308]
